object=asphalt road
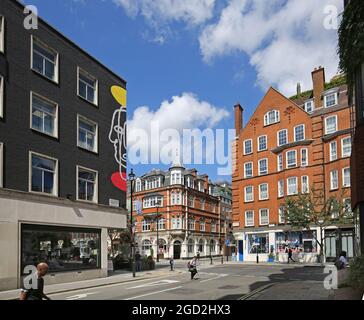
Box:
[48,263,328,300]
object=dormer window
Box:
[324,93,338,108]
[135,178,142,192]
[171,170,182,185]
[305,100,314,113]
[264,110,280,126]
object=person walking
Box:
[20,262,51,300]
[188,256,198,280]
[169,256,174,271]
[135,251,142,272]
[196,251,200,261]
[287,247,296,264]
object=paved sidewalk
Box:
[0,268,183,300]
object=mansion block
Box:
[128,162,230,260]
[232,67,356,263]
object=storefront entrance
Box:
[173,240,181,259]
[325,229,354,262]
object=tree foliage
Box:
[285,188,353,255]
[338,0,364,96]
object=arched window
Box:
[188,239,195,253]
[142,239,151,251]
[210,239,216,253]
[198,239,204,253]
[264,110,280,126]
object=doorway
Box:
[173,240,181,259]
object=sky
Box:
[22,0,343,182]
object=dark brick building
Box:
[0,0,127,290]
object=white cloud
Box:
[127,93,229,165]
[113,0,216,42]
[199,0,343,95]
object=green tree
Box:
[285,188,353,262]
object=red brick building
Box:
[232,67,355,263]
[128,162,223,260]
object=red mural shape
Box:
[111,172,127,192]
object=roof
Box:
[12,0,127,85]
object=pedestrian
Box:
[188,256,198,280]
[287,247,295,264]
[20,262,51,300]
[335,251,349,270]
[169,256,174,271]
[135,251,142,272]
[196,251,200,260]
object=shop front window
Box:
[21,224,101,273]
[248,233,269,254]
[275,231,317,253]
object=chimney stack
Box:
[311,67,325,108]
[234,103,243,136]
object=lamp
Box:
[128,169,136,277]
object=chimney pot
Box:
[312,67,325,108]
[234,103,243,136]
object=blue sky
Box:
[22,0,342,181]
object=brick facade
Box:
[232,67,355,263]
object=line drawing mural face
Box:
[109,86,127,192]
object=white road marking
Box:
[200,274,229,283]
[126,279,180,289]
[125,286,183,300]
[66,292,98,300]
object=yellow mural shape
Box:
[111,85,127,107]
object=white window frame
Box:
[200,220,206,232]
[259,209,269,226]
[278,180,284,198]
[0,142,3,188]
[278,206,285,224]
[31,36,59,83]
[30,92,59,138]
[76,165,98,203]
[77,114,99,154]
[142,220,151,232]
[294,124,305,142]
[244,139,253,155]
[264,110,280,126]
[258,158,268,175]
[342,167,351,188]
[301,148,308,167]
[0,75,3,119]
[245,210,254,227]
[305,100,314,113]
[244,162,253,178]
[325,115,338,135]
[244,186,254,202]
[286,150,297,169]
[277,154,283,172]
[330,170,339,190]
[259,183,269,200]
[287,177,298,196]
[29,151,58,196]
[277,129,288,146]
[0,16,4,54]
[77,67,99,106]
[257,135,267,152]
[324,93,338,108]
[329,141,337,162]
[301,176,309,194]
[341,136,352,158]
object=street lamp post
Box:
[156,204,160,263]
[129,169,136,277]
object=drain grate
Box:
[218,285,240,290]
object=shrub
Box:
[348,256,364,291]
